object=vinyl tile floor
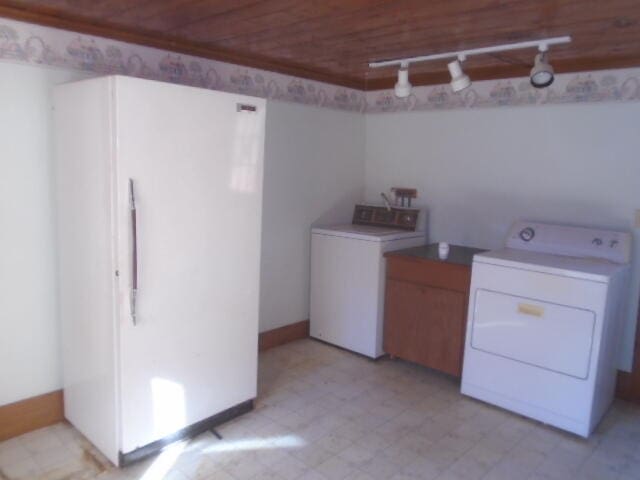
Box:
[1,339,640,480]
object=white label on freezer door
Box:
[470,289,596,379]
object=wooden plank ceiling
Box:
[0,0,639,90]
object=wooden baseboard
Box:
[259,320,310,352]
[615,309,640,404]
[617,372,640,403]
[0,390,64,442]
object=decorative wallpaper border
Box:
[0,18,367,113]
[0,17,639,114]
[366,67,640,113]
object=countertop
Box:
[385,243,486,267]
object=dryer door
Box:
[471,288,596,379]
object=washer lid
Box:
[474,248,627,283]
[312,224,425,242]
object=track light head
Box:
[530,50,555,88]
[447,58,471,93]
[394,62,412,98]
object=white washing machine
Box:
[310,205,426,358]
[461,221,632,437]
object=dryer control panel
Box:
[506,221,632,264]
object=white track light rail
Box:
[370,36,571,96]
[368,36,572,69]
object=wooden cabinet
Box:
[383,245,480,377]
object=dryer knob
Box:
[519,227,535,242]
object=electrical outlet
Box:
[636,209,640,228]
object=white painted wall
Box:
[0,62,364,405]
[260,102,365,332]
[0,63,87,405]
[2,59,638,405]
[364,103,640,370]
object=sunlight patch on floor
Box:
[139,440,187,480]
[204,434,306,453]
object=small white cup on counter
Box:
[438,242,450,259]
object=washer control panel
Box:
[506,221,631,264]
[352,204,419,231]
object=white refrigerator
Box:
[53,76,265,466]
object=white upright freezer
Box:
[53,76,265,465]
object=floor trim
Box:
[259,320,310,352]
[0,390,64,442]
[616,308,640,404]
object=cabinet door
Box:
[384,279,466,376]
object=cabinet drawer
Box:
[386,256,471,293]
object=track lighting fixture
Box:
[369,36,570,96]
[394,62,412,98]
[447,56,471,93]
[530,46,555,88]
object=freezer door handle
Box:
[129,178,138,325]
